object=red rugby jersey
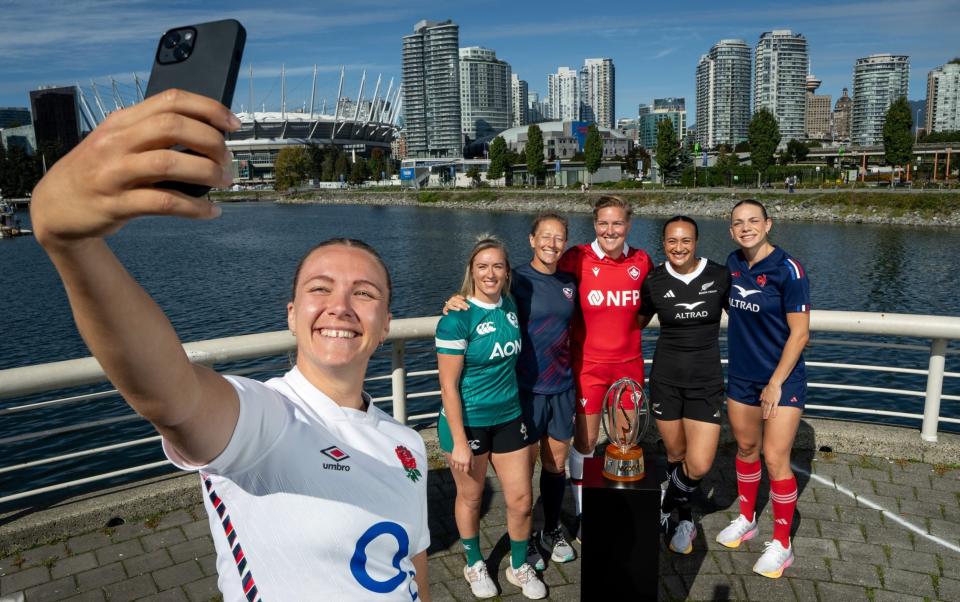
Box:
[558,240,653,363]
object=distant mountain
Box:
[908,99,926,130]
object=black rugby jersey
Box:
[639,258,730,386]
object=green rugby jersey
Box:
[435,296,522,426]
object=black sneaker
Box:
[527,532,545,571]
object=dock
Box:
[1,419,958,601]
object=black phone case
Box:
[145,19,246,197]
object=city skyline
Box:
[0,0,956,124]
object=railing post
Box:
[391,341,407,424]
[921,338,948,442]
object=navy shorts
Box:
[727,375,806,409]
[519,387,576,442]
[438,415,530,455]
[649,378,724,424]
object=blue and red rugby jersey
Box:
[726,246,811,384]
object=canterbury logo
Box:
[675,301,706,310]
[663,290,675,298]
[701,281,714,291]
[734,284,761,298]
[476,321,496,335]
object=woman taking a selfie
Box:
[716,199,810,579]
[435,236,547,600]
[30,90,430,601]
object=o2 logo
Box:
[350,521,419,600]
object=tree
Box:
[305,144,326,181]
[368,148,387,182]
[273,146,312,191]
[584,124,603,179]
[487,136,507,181]
[883,96,913,167]
[466,165,482,187]
[655,119,680,183]
[525,124,546,186]
[334,152,350,182]
[748,108,780,179]
[348,159,366,185]
[785,139,809,164]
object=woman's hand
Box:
[759,381,782,420]
[441,294,469,316]
[31,89,240,251]
[449,440,474,474]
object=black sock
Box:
[662,464,701,518]
[540,469,566,533]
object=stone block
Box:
[742,574,797,601]
[22,575,76,601]
[122,549,173,576]
[138,588,189,602]
[862,524,915,550]
[0,566,49,595]
[102,574,158,602]
[75,562,126,591]
[796,501,838,522]
[849,466,892,483]
[182,575,220,602]
[156,509,195,530]
[65,532,113,556]
[180,521,210,541]
[828,558,882,587]
[141,528,187,553]
[93,539,144,566]
[106,520,153,543]
[890,470,932,489]
[50,553,98,580]
[887,547,940,573]
[685,574,738,601]
[817,519,865,542]
[881,566,937,598]
[787,577,817,601]
[16,543,68,570]
[814,581,871,601]
[152,560,204,591]
[938,576,960,601]
[197,554,217,577]
[167,537,214,564]
[873,589,924,602]
[60,590,106,602]
[836,540,887,564]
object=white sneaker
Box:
[752,540,794,579]
[715,514,758,549]
[540,526,576,563]
[463,560,498,598]
[506,562,547,599]
[669,519,697,554]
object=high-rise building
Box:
[851,54,909,146]
[638,98,686,149]
[579,58,615,129]
[458,47,512,142]
[29,86,82,162]
[511,74,528,128]
[696,39,752,149]
[804,74,832,141]
[925,61,960,133]
[527,92,544,123]
[754,30,809,144]
[547,67,579,122]
[833,88,853,141]
[0,107,31,129]
[402,20,462,158]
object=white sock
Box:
[568,447,593,516]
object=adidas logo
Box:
[663,290,675,298]
[713,410,721,418]
[775,518,789,525]
[738,495,748,502]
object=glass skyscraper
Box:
[696,39,752,149]
[851,54,909,146]
[402,20,462,158]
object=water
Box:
[1,202,958,504]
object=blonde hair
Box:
[458,235,511,299]
[593,195,633,221]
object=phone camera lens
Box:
[162,31,181,49]
[173,44,191,60]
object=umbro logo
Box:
[476,321,496,335]
[663,290,675,298]
[627,266,641,280]
[733,284,761,298]
[322,446,351,471]
[592,267,600,277]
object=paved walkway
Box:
[1,444,959,601]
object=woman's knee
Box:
[504,491,533,514]
[684,460,712,480]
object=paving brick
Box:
[75,562,125,592]
[660,574,687,601]
[141,528,187,553]
[22,575,76,601]
[685,574,739,601]
[818,519,866,542]
[814,488,860,507]
[16,543,68,570]
[49,553,98,580]
[180,520,209,541]
[874,482,919,502]
[836,540,887,564]
[899,499,946,520]
[156,509,195,530]
[0,554,24,576]
[874,589,925,602]
[742,574,797,601]
[167,537,214,564]
[102,573,158,602]
[862,524,915,551]
[122,548,173,576]
[881,566,937,598]
[105,520,153,543]
[850,466,892,483]
[815,581,871,601]
[784,551,830,582]
[787,577,817,601]
[828,558,882,587]
[93,539,144,566]
[930,477,960,493]
[928,517,960,538]
[152,560,204,591]
[887,547,940,573]
[138,589,189,602]
[1,566,49,595]
[938,576,960,601]
[60,590,106,602]
[920,488,959,506]
[182,575,220,602]
[890,470,933,488]
[833,506,885,526]
[197,554,217,578]
[65,532,113,555]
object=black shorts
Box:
[649,379,724,425]
[438,414,531,455]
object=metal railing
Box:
[0,310,958,506]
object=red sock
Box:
[770,477,798,548]
[735,457,762,521]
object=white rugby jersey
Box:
[163,367,430,601]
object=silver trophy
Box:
[600,377,649,481]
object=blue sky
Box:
[1,0,957,123]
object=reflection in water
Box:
[866,229,906,312]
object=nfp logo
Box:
[587,289,641,307]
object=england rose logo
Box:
[395,446,422,482]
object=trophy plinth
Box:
[600,377,649,483]
[601,443,645,482]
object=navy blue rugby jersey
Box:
[511,263,577,394]
[726,246,811,383]
[639,258,730,386]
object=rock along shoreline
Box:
[219,189,960,228]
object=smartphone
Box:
[145,19,246,196]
